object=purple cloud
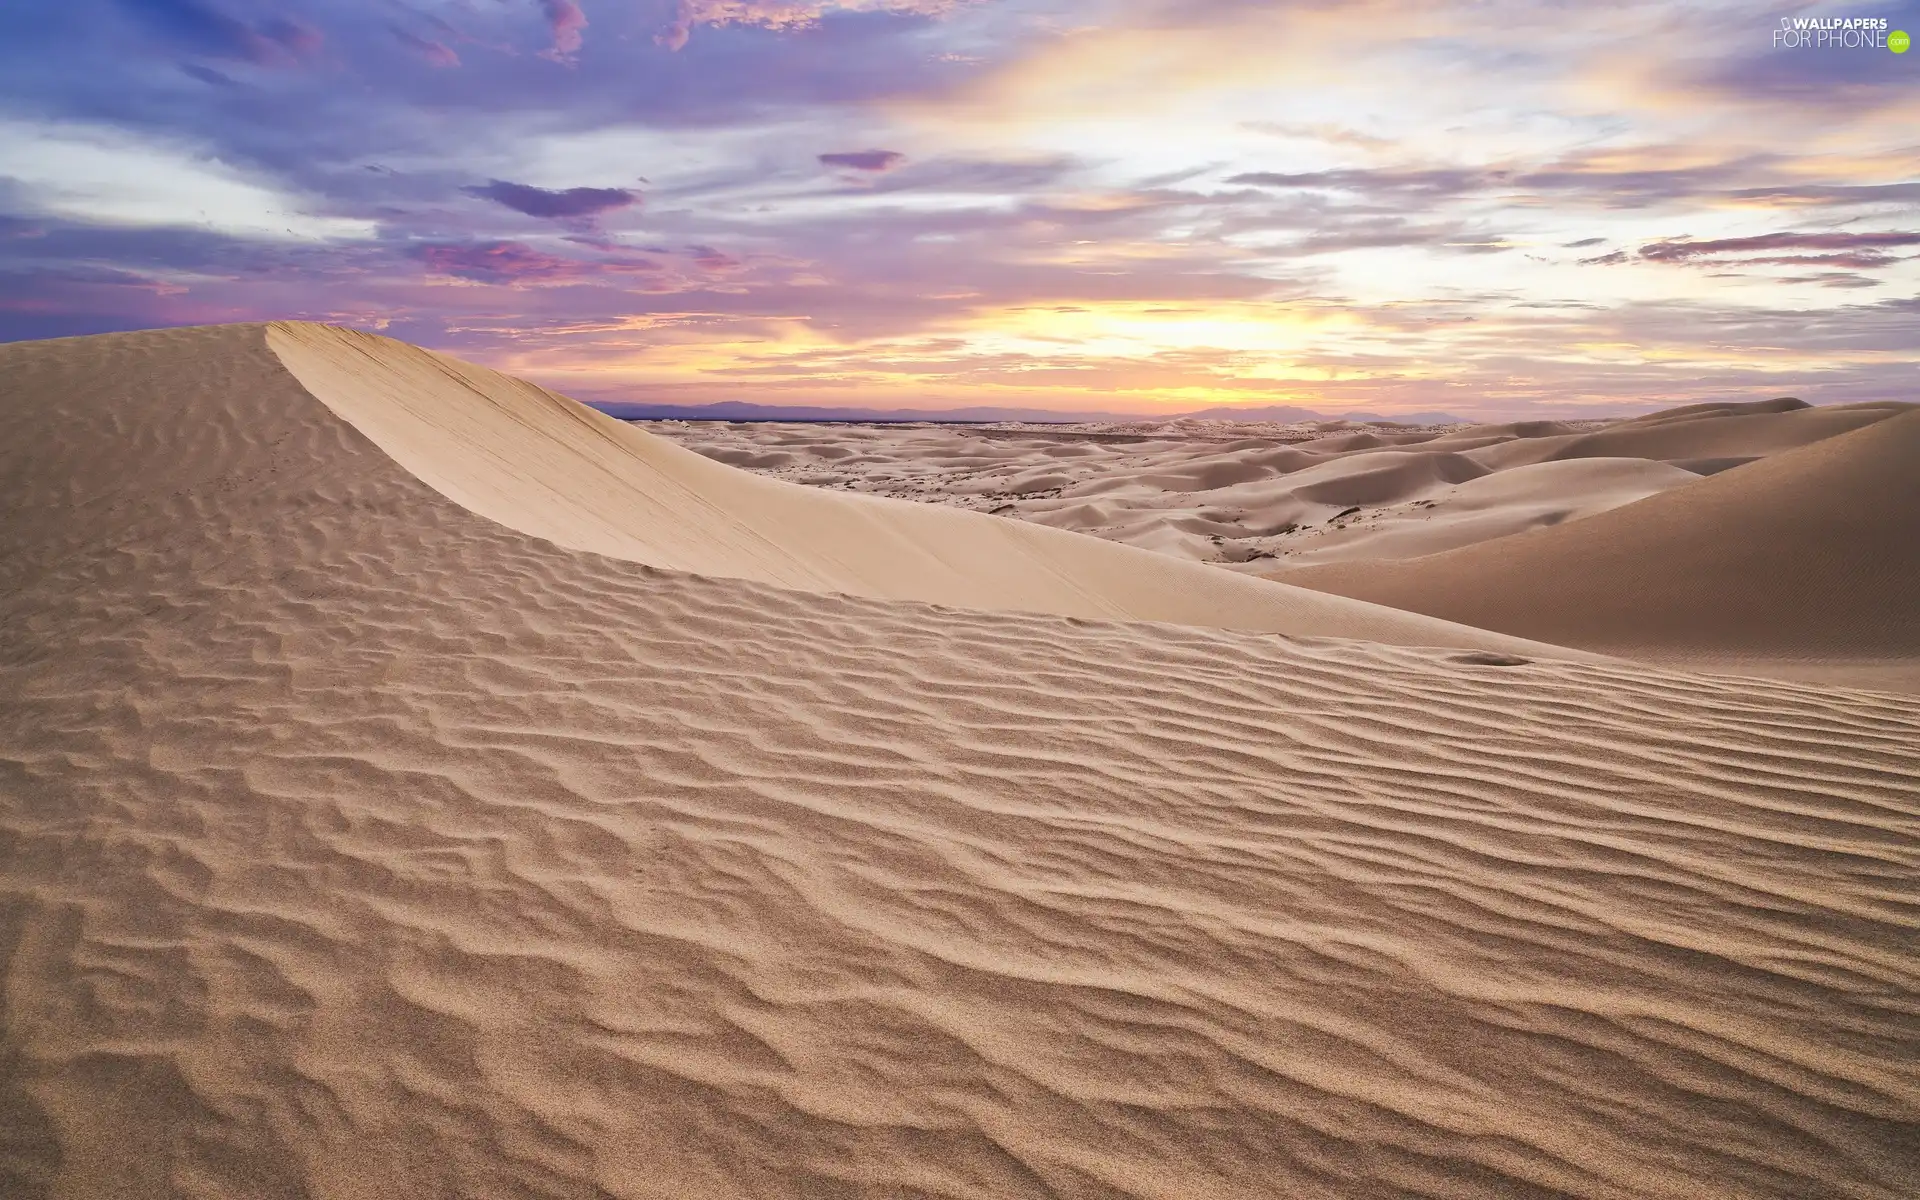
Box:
[259,16,323,59]
[111,0,323,67]
[654,14,693,51]
[178,62,237,86]
[653,1,975,52]
[414,241,663,285]
[463,180,640,221]
[538,0,587,62]
[819,149,907,172]
[688,245,742,271]
[391,25,460,68]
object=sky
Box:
[0,0,1915,417]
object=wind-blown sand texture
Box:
[3,323,1918,1199]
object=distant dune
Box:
[2,324,1916,1200]
[1275,402,1920,691]
[659,395,1920,692]
[585,398,1466,425]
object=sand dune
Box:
[656,401,1910,572]
[1277,407,1920,691]
[3,324,1919,1199]
[265,322,1567,658]
[1275,457,1705,567]
[1451,400,1910,472]
[660,398,1917,687]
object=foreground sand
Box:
[2,325,1917,1199]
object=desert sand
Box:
[660,398,1919,691]
[1,323,1917,1199]
[652,399,1909,572]
[1271,403,1920,692]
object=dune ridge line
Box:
[264,321,1589,659]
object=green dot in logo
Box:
[1892,29,1911,53]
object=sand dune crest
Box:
[264,321,1576,656]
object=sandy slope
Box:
[1450,398,1912,473]
[266,322,1568,658]
[659,398,1917,689]
[3,324,1919,1199]
[1274,406,1920,691]
[654,399,1911,571]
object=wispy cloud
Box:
[819,149,907,172]
[1637,231,1920,263]
[463,180,641,222]
[390,24,460,68]
[656,0,975,50]
[110,0,324,67]
[414,241,663,285]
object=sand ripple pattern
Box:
[2,327,1917,1198]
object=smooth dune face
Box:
[1275,407,1920,691]
[4,324,1920,1199]
[1267,457,1706,567]
[264,322,1573,658]
[1456,403,1910,472]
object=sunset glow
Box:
[2,0,1915,416]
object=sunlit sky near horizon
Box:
[2,0,1916,417]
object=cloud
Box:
[1743,253,1902,270]
[1228,167,1484,198]
[390,25,461,68]
[463,180,640,221]
[8,0,1920,418]
[1798,273,1881,290]
[687,244,744,270]
[1636,232,1920,263]
[1578,231,1920,274]
[413,240,663,285]
[538,0,587,62]
[178,62,237,86]
[1224,159,1774,211]
[259,16,323,58]
[818,149,906,172]
[1222,151,1920,228]
[111,0,323,67]
[655,0,971,50]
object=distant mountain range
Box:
[585,399,1468,426]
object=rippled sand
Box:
[2,324,1916,1199]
